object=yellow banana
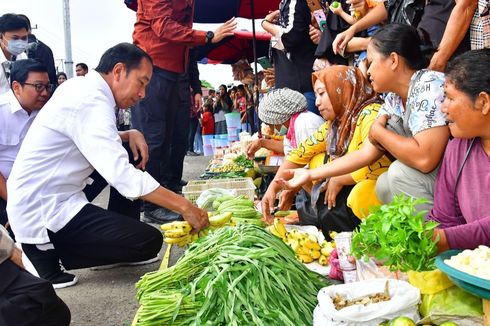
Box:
[268,225,282,239]
[308,234,318,243]
[177,237,191,247]
[295,246,310,256]
[198,229,209,238]
[302,239,321,251]
[164,234,190,244]
[318,255,329,266]
[160,221,191,232]
[209,212,233,227]
[288,230,302,240]
[273,218,287,238]
[289,239,299,252]
[164,229,191,238]
[297,254,314,264]
[321,246,334,257]
[310,249,321,260]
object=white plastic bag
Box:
[313,279,420,326]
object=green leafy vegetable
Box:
[351,195,439,272]
[234,154,254,169]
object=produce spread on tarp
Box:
[132,131,490,326]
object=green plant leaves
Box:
[351,195,439,272]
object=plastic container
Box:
[225,112,241,129]
[227,126,238,135]
[227,127,239,142]
[203,144,214,156]
[202,134,214,147]
[436,249,490,299]
[336,232,356,271]
[182,177,256,204]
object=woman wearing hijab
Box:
[261,65,391,239]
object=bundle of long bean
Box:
[134,224,327,326]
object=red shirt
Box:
[133,0,207,73]
[201,111,215,135]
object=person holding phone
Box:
[261,0,319,115]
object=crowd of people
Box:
[186,82,262,156]
[0,0,489,324]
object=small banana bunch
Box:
[267,218,335,265]
[161,221,195,247]
[160,212,233,247]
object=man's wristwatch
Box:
[205,31,214,44]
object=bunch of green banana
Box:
[267,219,336,265]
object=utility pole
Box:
[62,0,74,78]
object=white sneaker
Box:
[90,256,160,271]
[51,272,79,289]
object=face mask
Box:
[5,39,28,56]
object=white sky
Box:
[0,0,265,89]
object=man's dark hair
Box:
[76,63,89,71]
[0,13,29,34]
[94,43,152,75]
[208,89,216,95]
[10,58,48,87]
[445,48,490,102]
[16,14,32,31]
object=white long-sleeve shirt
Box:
[7,71,159,244]
[0,91,39,180]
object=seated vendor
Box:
[246,88,324,158]
[428,49,490,251]
[262,65,391,239]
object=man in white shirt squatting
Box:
[7,43,209,288]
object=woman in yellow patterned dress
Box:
[261,65,391,238]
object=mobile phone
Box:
[257,56,272,69]
[313,9,327,32]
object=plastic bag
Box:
[357,257,408,282]
[408,270,484,326]
[313,279,420,326]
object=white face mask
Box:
[5,38,28,56]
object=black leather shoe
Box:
[142,208,182,224]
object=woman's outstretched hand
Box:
[275,168,311,190]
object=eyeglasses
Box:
[23,82,55,93]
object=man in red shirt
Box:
[132,0,235,222]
